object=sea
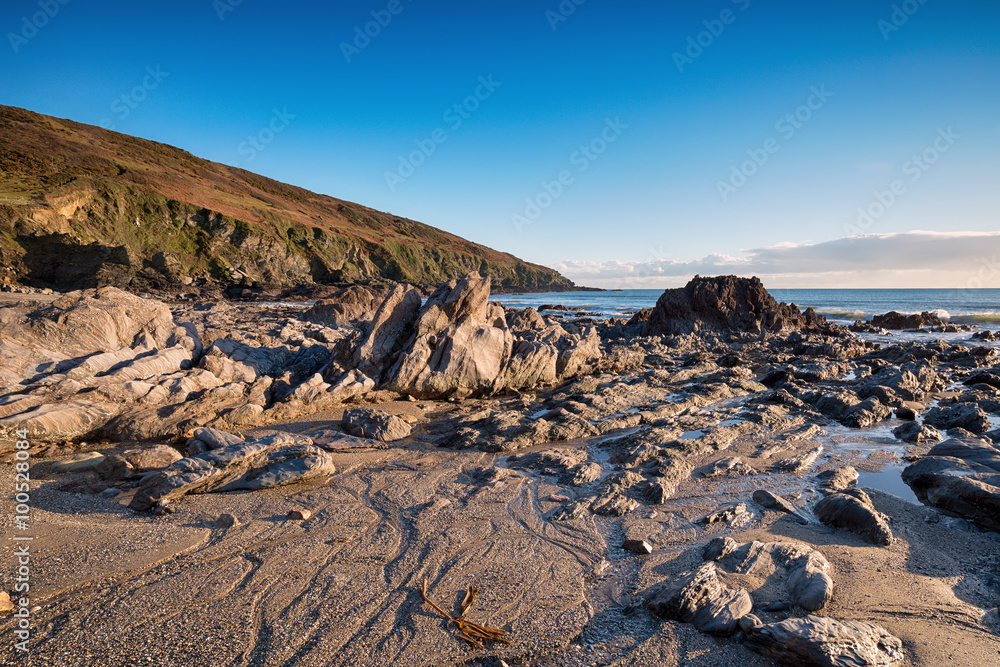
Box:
[490,288,1000,330]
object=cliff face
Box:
[0,105,575,292]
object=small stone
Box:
[623,538,653,555]
[739,613,763,633]
[0,591,14,613]
[51,452,105,473]
[215,513,238,528]
[288,509,312,521]
[547,494,571,502]
[153,504,176,516]
[101,487,122,498]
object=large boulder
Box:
[644,275,823,336]
[384,273,513,398]
[351,284,422,378]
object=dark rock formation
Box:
[644,562,752,635]
[745,615,904,666]
[869,311,944,330]
[644,275,823,336]
[922,403,991,434]
[902,437,1000,531]
[814,489,893,546]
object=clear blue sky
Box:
[2,0,999,287]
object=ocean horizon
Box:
[491,287,1000,327]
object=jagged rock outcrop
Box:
[644,562,752,636]
[644,275,823,336]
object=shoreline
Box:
[2,275,1000,665]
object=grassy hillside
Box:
[0,105,575,292]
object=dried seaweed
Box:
[420,578,512,650]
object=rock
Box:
[697,456,754,479]
[745,615,904,667]
[96,445,183,483]
[50,451,105,473]
[0,287,183,393]
[302,285,383,327]
[288,509,312,521]
[717,540,834,612]
[644,562,752,636]
[0,591,14,613]
[547,494,570,502]
[215,513,239,529]
[703,536,738,561]
[644,275,823,336]
[739,613,763,634]
[814,489,893,546]
[341,408,411,442]
[892,420,941,444]
[870,310,943,330]
[622,539,653,555]
[923,403,991,434]
[130,432,335,511]
[187,427,245,454]
[351,285,422,378]
[815,466,858,493]
[842,397,891,429]
[699,502,751,527]
[902,438,1000,531]
[385,273,513,398]
[753,489,809,524]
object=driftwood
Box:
[420,578,512,649]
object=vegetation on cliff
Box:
[0,105,575,292]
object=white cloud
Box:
[554,231,1000,289]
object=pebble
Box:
[288,509,312,521]
[215,513,239,528]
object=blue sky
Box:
[2,0,999,287]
